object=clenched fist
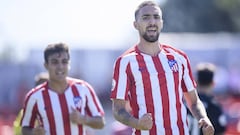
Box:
[136,113,153,130]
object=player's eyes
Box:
[142,16,151,20]
[62,60,69,64]
[154,15,160,19]
[50,60,58,64]
[142,15,160,21]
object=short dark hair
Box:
[44,43,70,63]
[134,1,160,20]
[196,62,216,86]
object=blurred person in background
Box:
[21,43,105,135]
[110,1,214,135]
[13,72,49,135]
[188,62,227,135]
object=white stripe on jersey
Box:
[116,54,130,99]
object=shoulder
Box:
[68,77,94,90]
[115,46,138,65]
[67,77,84,84]
[25,83,47,101]
[162,44,187,56]
[162,44,190,63]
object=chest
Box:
[129,53,183,84]
[35,89,87,119]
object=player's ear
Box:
[133,21,138,30]
[44,62,48,70]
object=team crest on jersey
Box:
[73,96,82,109]
[168,59,179,72]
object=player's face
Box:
[44,51,70,82]
[134,5,163,42]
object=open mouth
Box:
[56,71,64,75]
[147,26,158,34]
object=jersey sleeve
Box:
[21,92,38,128]
[181,54,197,92]
[110,57,131,100]
[84,83,104,117]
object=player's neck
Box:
[48,79,68,94]
[138,42,161,56]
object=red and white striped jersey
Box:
[21,77,104,135]
[110,44,197,135]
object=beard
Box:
[142,32,160,42]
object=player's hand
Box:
[198,118,215,135]
[70,107,86,125]
[136,113,153,130]
[33,125,45,135]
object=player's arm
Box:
[184,89,207,120]
[81,115,104,129]
[112,99,153,130]
[22,126,45,135]
[22,127,32,135]
[83,115,104,129]
[70,107,105,129]
[184,89,215,135]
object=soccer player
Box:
[21,43,105,135]
[110,1,215,135]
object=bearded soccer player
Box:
[21,43,105,135]
[110,1,214,135]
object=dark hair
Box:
[134,1,160,20]
[196,62,215,86]
[44,42,70,63]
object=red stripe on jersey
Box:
[136,54,157,135]
[181,65,188,92]
[186,58,196,88]
[30,104,38,127]
[37,109,44,126]
[58,94,71,134]
[110,57,121,98]
[126,63,139,118]
[85,83,104,116]
[125,63,132,100]
[42,88,56,135]
[86,103,92,116]
[152,56,172,135]
[166,55,185,135]
[72,85,83,134]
